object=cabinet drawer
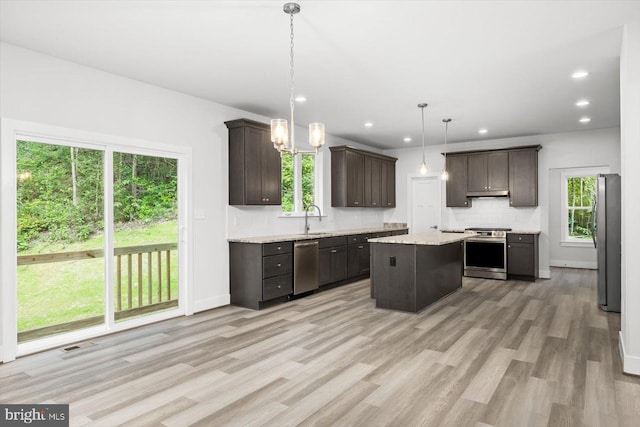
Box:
[263,241,293,256]
[263,253,292,278]
[318,236,347,249]
[263,274,292,300]
[347,234,369,245]
[507,234,534,244]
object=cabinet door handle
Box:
[277,246,281,250]
[464,201,468,205]
[277,285,282,289]
[488,186,491,189]
[358,245,364,249]
[508,245,511,248]
[519,237,522,240]
[354,201,359,205]
[331,249,337,253]
[372,202,377,205]
[265,198,269,202]
[276,263,282,268]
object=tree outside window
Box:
[566,175,596,240]
[282,153,316,213]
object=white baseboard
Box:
[193,294,230,313]
[619,331,640,375]
[539,270,551,279]
[549,260,597,269]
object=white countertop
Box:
[368,231,471,246]
[228,226,409,244]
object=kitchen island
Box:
[368,232,467,313]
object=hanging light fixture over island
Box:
[271,2,325,155]
[418,103,428,175]
[440,118,452,180]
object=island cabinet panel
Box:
[226,119,281,206]
[371,240,463,313]
[330,146,397,208]
[229,241,293,310]
[467,152,509,195]
[509,148,539,207]
[445,155,471,207]
[507,233,539,281]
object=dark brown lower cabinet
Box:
[348,240,370,278]
[507,233,539,281]
[230,229,408,310]
[319,246,348,286]
[229,241,294,310]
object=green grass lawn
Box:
[18,220,179,333]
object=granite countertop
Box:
[508,230,541,235]
[368,231,471,246]
[228,226,409,244]
[441,228,541,235]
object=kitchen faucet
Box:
[304,204,322,234]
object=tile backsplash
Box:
[443,197,540,231]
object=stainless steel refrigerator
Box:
[592,173,621,312]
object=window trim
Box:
[280,151,323,218]
[560,166,608,246]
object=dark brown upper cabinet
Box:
[330,146,397,208]
[365,156,382,207]
[444,145,540,208]
[381,159,396,207]
[508,147,539,207]
[467,152,509,196]
[445,155,472,207]
[226,119,282,206]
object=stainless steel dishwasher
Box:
[294,240,319,294]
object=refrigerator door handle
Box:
[591,197,597,248]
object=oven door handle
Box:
[465,237,506,243]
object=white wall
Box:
[384,127,621,278]
[620,21,640,375]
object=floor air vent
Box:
[62,341,96,352]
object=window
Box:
[566,176,596,239]
[281,153,317,214]
[560,167,607,245]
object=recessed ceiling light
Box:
[579,117,591,123]
[295,96,307,102]
[575,99,590,107]
[403,137,412,142]
[364,122,373,128]
[572,71,590,79]
[478,128,488,134]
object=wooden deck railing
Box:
[17,242,178,342]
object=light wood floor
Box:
[2,268,639,426]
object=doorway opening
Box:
[409,176,441,233]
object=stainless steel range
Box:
[464,227,511,280]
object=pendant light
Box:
[440,118,452,180]
[271,2,325,155]
[418,103,428,175]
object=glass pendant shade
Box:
[309,123,325,148]
[419,161,428,175]
[271,119,288,150]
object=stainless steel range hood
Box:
[466,190,509,197]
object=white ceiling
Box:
[1,1,639,149]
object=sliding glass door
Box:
[17,141,106,342]
[14,139,182,349]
